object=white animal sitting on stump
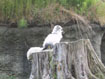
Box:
[27,25,63,60]
[43,25,63,50]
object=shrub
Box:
[17,18,28,28]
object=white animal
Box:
[43,25,63,49]
[27,25,63,60]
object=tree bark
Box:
[28,39,105,79]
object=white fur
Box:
[43,25,63,48]
[27,25,63,60]
[27,47,43,60]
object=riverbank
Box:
[0,0,105,28]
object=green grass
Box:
[17,18,28,28]
[0,74,17,79]
[0,0,105,25]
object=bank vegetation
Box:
[0,0,105,27]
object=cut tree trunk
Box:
[28,39,105,79]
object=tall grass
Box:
[0,0,56,22]
[0,0,104,25]
[88,0,105,25]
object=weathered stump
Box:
[28,39,105,79]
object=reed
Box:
[0,0,104,25]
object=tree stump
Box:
[28,39,105,79]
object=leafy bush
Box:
[17,18,28,28]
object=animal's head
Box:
[52,25,63,34]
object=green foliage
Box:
[0,74,16,79]
[17,18,28,28]
[0,0,105,25]
[95,1,105,25]
[57,0,67,6]
[0,0,99,15]
[67,0,99,14]
[96,1,105,17]
[8,75,17,79]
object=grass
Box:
[0,0,105,26]
[17,18,28,28]
[0,73,17,79]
